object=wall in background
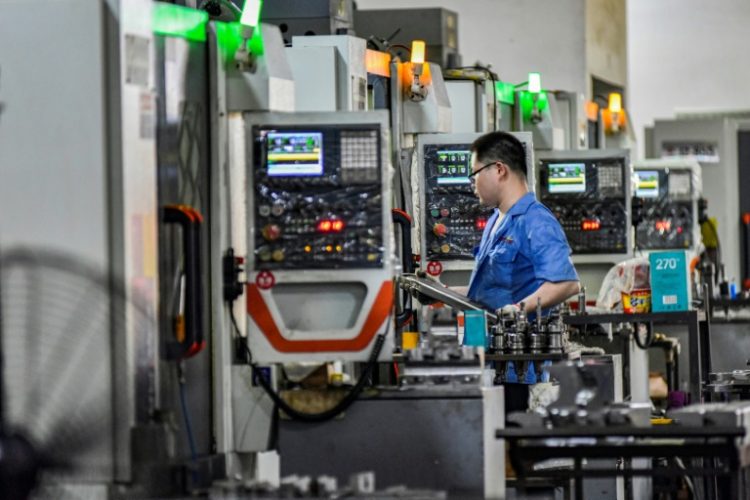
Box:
[587,0,627,95]
[355,0,590,94]
[627,0,750,158]
[355,0,750,158]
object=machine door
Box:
[154,32,212,459]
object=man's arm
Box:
[518,280,579,310]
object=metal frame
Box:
[564,311,711,404]
[498,426,743,500]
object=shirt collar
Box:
[503,192,535,218]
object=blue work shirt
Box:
[467,192,578,312]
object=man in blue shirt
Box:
[466,131,579,314]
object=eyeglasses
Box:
[468,161,500,181]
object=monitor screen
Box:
[636,170,659,198]
[435,148,471,185]
[547,163,586,194]
[266,131,324,177]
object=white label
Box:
[662,295,678,305]
[125,34,150,87]
[655,257,678,270]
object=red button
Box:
[256,270,276,290]
[262,224,281,241]
[433,223,448,238]
[427,261,443,276]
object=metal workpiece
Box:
[527,328,546,354]
[527,300,545,354]
[491,320,506,352]
[502,303,529,354]
[510,360,650,429]
[670,400,750,425]
[504,325,526,355]
[488,304,569,357]
[400,335,483,387]
[546,307,566,354]
[705,370,750,403]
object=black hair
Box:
[470,131,527,178]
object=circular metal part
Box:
[528,331,545,353]
[548,332,563,353]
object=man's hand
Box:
[519,281,580,311]
[498,303,520,316]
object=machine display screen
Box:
[635,171,660,198]
[265,131,324,176]
[547,163,586,193]
[435,149,471,185]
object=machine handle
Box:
[391,208,415,274]
[163,205,205,360]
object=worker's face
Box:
[470,153,507,207]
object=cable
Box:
[177,364,198,484]
[673,457,697,499]
[228,306,391,423]
[252,334,386,423]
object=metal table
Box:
[498,425,743,500]
[563,311,710,403]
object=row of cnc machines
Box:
[0,1,727,499]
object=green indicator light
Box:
[215,21,265,60]
[495,81,516,105]
[215,21,243,61]
[240,0,264,28]
[519,91,549,121]
[248,25,265,55]
[152,2,208,42]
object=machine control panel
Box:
[252,125,384,270]
[422,145,493,260]
[539,155,629,254]
[634,168,694,250]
